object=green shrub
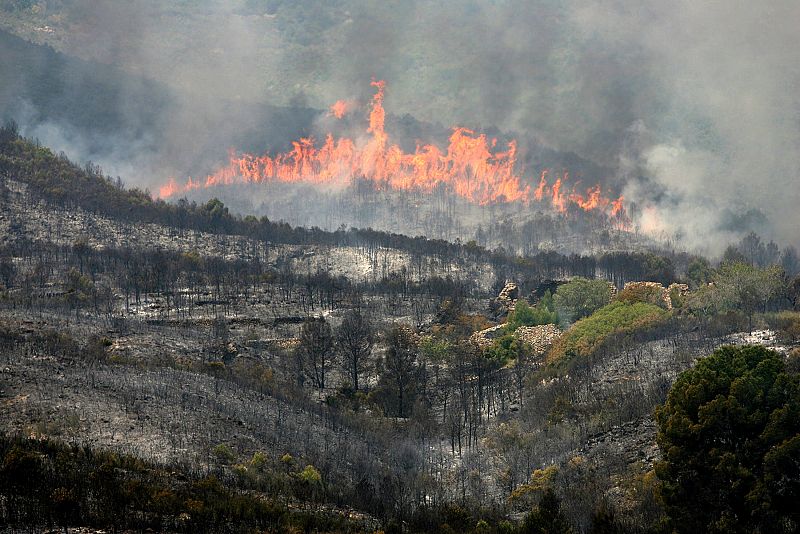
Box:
[485,333,526,365]
[616,284,666,308]
[212,443,235,464]
[507,295,559,331]
[0,434,355,531]
[764,311,800,342]
[298,464,322,484]
[548,301,668,364]
[250,451,268,469]
[668,285,687,310]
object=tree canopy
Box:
[655,345,800,533]
[553,277,612,323]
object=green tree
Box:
[687,257,713,288]
[64,268,94,316]
[296,464,323,503]
[655,345,800,533]
[715,262,784,328]
[299,464,321,483]
[553,278,612,323]
[202,198,229,222]
[485,333,526,365]
[506,295,559,331]
[377,326,419,418]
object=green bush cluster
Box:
[553,278,612,323]
[506,292,559,331]
[485,333,525,365]
[548,301,667,363]
[616,284,666,308]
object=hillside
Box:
[2,2,800,532]
[0,131,798,532]
[0,16,657,259]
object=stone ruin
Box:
[469,324,506,349]
[470,322,562,357]
[489,281,519,319]
[620,281,689,310]
[513,324,563,355]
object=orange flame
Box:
[551,175,566,213]
[611,196,625,217]
[329,99,350,119]
[158,81,628,224]
[159,177,180,199]
[534,170,548,201]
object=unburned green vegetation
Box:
[548,301,668,364]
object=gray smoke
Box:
[568,1,800,255]
[5,0,799,253]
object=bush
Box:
[764,311,800,342]
[0,434,359,532]
[548,301,668,364]
[298,464,322,484]
[485,333,527,365]
[616,283,667,308]
[520,489,573,533]
[212,443,235,464]
[506,294,559,331]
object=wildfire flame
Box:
[158,81,629,226]
[329,99,350,119]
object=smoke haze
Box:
[2,0,798,253]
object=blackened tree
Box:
[336,309,374,391]
[297,318,335,391]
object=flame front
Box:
[158,81,628,224]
